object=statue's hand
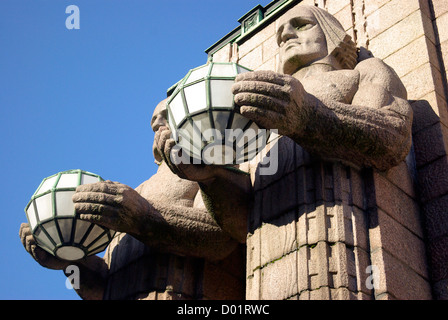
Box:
[232,70,310,139]
[155,126,225,182]
[19,223,70,270]
[72,181,151,234]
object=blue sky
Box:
[0,0,271,300]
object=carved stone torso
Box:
[302,69,359,104]
[101,162,244,300]
[137,163,200,209]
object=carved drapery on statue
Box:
[247,136,373,299]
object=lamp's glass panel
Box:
[88,244,105,256]
[235,153,246,164]
[74,220,92,243]
[168,112,178,141]
[244,138,262,160]
[210,80,234,108]
[192,113,212,136]
[35,193,53,221]
[211,64,236,77]
[202,144,235,165]
[213,111,230,134]
[55,191,76,217]
[177,122,192,144]
[237,65,251,74]
[191,149,202,162]
[169,93,186,126]
[177,123,202,161]
[26,202,38,230]
[83,225,105,247]
[229,113,250,133]
[81,174,100,185]
[37,176,58,195]
[185,66,209,85]
[43,220,62,246]
[192,113,218,156]
[58,218,74,243]
[56,246,85,261]
[257,132,269,153]
[34,226,54,250]
[236,122,259,148]
[176,136,191,156]
[88,234,110,250]
[187,120,205,151]
[185,81,207,113]
[57,173,79,189]
[88,242,109,255]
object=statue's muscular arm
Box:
[304,58,412,170]
[232,58,413,171]
[72,175,238,261]
[156,127,252,243]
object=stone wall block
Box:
[373,173,423,237]
[260,252,298,300]
[422,194,448,241]
[417,155,448,203]
[260,211,297,268]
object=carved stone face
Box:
[151,99,168,133]
[276,6,329,75]
[151,98,169,164]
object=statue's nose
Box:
[279,23,297,45]
[152,115,167,132]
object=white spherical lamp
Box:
[166,62,270,165]
[25,169,116,261]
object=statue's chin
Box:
[280,55,308,75]
[280,59,300,75]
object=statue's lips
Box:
[283,40,301,51]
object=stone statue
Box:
[20,4,414,300]
[156,4,414,299]
[232,5,413,171]
[158,3,413,239]
[19,99,245,300]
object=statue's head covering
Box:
[305,6,358,69]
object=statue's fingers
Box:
[74,201,120,218]
[76,180,119,195]
[157,128,185,176]
[24,232,36,254]
[78,211,119,232]
[155,125,169,139]
[232,80,290,101]
[19,223,31,246]
[20,223,41,259]
[32,243,69,269]
[234,92,288,113]
[72,191,123,207]
[235,70,291,86]
[20,224,41,257]
[161,130,175,160]
[156,128,170,158]
[240,105,283,130]
[164,137,178,160]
